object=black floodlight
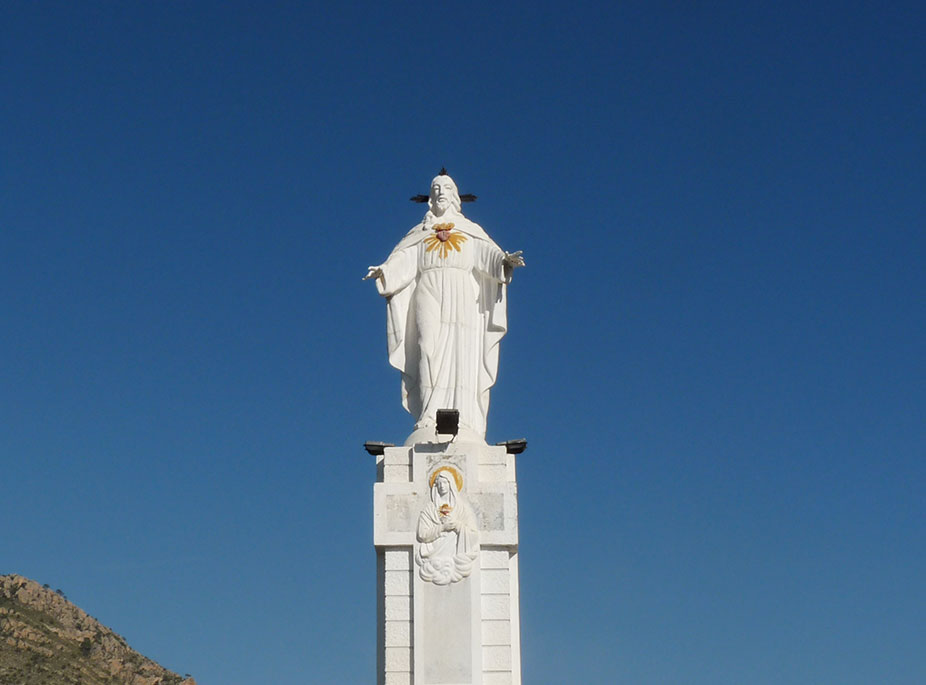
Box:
[364,441,394,456]
[496,438,527,455]
[436,409,460,436]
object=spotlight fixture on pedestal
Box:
[435,409,459,436]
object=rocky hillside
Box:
[0,574,195,685]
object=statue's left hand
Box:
[503,250,525,269]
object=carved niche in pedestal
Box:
[414,465,480,585]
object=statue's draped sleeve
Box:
[375,231,422,416]
[471,238,509,426]
[375,244,417,298]
[473,243,507,284]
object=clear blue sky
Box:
[2,2,924,683]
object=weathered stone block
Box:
[480,549,510,570]
[384,570,410,596]
[384,646,411,672]
[384,672,411,685]
[481,619,511,646]
[384,448,411,466]
[479,463,508,482]
[481,594,510,620]
[385,620,411,647]
[481,569,509,594]
[384,549,411,571]
[384,464,411,483]
[483,645,512,671]
[384,595,411,622]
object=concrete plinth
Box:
[374,442,521,685]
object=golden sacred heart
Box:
[425,223,467,258]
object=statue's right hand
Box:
[503,250,525,269]
[363,266,383,281]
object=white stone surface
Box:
[416,570,480,682]
[385,549,411,571]
[482,645,512,671]
[385,673,412,685]
[481,620,511,646]
[480,549,511,570]
[415,467,480,584]
[385,646,412,671]
[481,569,509,595]
[384,570,411,596]
[365,172,524,442]
[384,596,411,621]
[481,594,510,621]
[375,441,522,684]
[374,445,518,548]
[385,621,411,647]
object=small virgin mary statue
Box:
[415,466,480,585]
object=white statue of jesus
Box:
[365,171,524,444]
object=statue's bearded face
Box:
[430,177,457,217]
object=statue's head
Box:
[429,466,463,498]
[435,473,452,496]
[429,173,462,217]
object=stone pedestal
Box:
[374,442,521,685]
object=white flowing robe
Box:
[415,475,480,585]
[376,216,509,439]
